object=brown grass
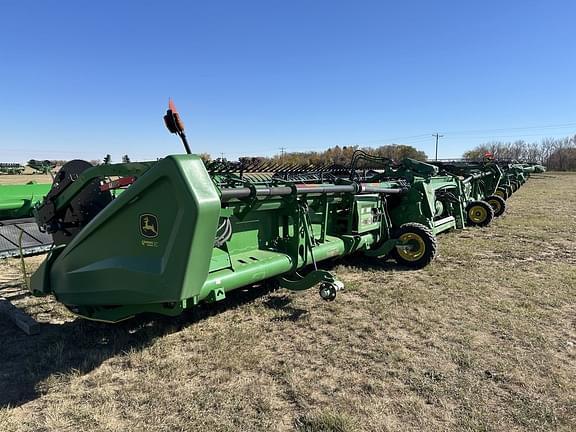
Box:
[1,172,575,431]
[0,173,53,185]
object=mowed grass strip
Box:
[0,173,575,432]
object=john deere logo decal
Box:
[140,214,159,238]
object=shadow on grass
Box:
[332,252,418,272]
[0,282,278,409]
[0,254,409,409]
[0,280,25,293]
[263,295,309,322]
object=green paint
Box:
[30,155,483,322]
[0,183,51,220]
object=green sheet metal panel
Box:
[0,183,51,220]
[32,155,221,308]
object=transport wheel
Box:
[319,280,343,301]
[466,200,494,227]
[392,223,438,269]
[511,181,518,192]
[495,188,508,200]
[506,185,514,197]
[485,195,506,217]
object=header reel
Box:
[36,160,112,245]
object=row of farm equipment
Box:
[0,104,546,323]
[0,160,56,175]
[0,163,26,175]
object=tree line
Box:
[35,133,576,172]
[221,134,576,171]
[462,134,576,171]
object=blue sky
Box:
[0,0,575,162]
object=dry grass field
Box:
[0,172,53,184]
[0,172,575,431]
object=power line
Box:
[349,134,431,144]
[394,137,435,145]
[266,123,576,153]
[442,131,576,141]
[442,122,576,136]
[223,129,573,159]
[3,121,573,162]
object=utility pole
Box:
[279,147,286,158]
[220,152,225,161]
[432,133,444,161]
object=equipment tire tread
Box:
[466,200,494,227]
[391,222,438,269]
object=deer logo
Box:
[139,214,159,238]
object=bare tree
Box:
[462,134,576,170]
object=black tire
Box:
[391,223,438,269]
[485,195,507,217]
[465,200,494,227]
[506,185,514,197]
[511,181,518,192]
[495,187,509,200]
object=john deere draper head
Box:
[28,102,524,323]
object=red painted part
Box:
[169,98,178,112]
[100,176,136,192]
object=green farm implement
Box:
[30,153,444,322]
[528,163,546,173]
[0,183,51,220]
[0,163,25,175]
[20,103,543,323]
[429,160,507,220]
[353,154,467,234]
[27,159,56,175]
[496,161,543,197]
[27,104,468,323]
[0,183,53,258]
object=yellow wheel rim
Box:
[495,190,505,199]
[397,232,426,262]
[488,199,501,214]
[468,205,488,223]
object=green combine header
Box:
[27,159,56,174]
[0,183,53,258]
[17,103,537,323]
[0,183,51,220]
[31,153,449,322]
[26,103,474,322]
[495,160,545,197]
[0,163,25,175]
[429,160,507,220]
